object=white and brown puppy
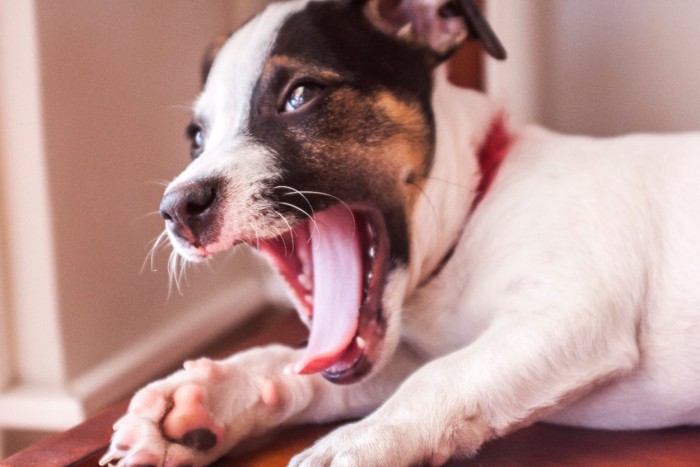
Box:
[102,0,700,465]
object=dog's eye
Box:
[283,84,322,113]
[186,122,205,159]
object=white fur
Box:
[106,2,700,465]
[164,0,312,262]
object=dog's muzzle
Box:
[159,177,223,251]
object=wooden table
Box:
[4,313,699,466]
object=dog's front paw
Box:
[100,357,266,467]
[289,420,441,467]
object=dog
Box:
[101,0,700,465]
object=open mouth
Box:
[258,204,389,384]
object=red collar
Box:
[470,114,513,212]
[418,115,513,288]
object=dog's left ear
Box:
[361,0,506,62]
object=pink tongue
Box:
[293,206,362,374]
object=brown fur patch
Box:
[264,55,343,86]
[373,91,432,208]
[289,87,431,210]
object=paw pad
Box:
[181,428,218,451]
[162,383,223,451]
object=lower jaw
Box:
[320,302,387,385]
[321,341,374,384]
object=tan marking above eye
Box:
[264,55,343,84]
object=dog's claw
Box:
[98,449,120,466]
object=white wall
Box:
[0,0,274,455]
[487,0,700,136]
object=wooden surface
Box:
[4,312,700,466]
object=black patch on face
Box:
[246,0,436,267]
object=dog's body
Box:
[103,1,700,465]
[410,87,700,431]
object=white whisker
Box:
[275,185,315,216]
[294,189,356,232]
[165,250,192,298]
[167,103,197,113]
[275,186,356,234]
[278,201,320,243]
[178,257,188,293]
[132,210,164,225]
[408,180,440,244]
[251,222,262,249]
[145,179,173,188]
[412,173,469,190]
[141,230,169,274]
[272,209,294,255]
[167,250,182,297]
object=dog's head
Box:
[160,0,503,383]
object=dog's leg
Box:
[101,343,421,467]
[290,307,640,466]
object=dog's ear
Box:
[361,0,505,62]
[200,32,232,87]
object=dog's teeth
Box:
[299,273,312,290]
[368,245,376,259]
[356,336,366,349]
[298,244,311,267]
[397,21,413,39]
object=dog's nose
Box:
[160,178,219,225]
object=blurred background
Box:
[487,0,700,135]
[0,0,699,456]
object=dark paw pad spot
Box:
[181,428,217,451]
